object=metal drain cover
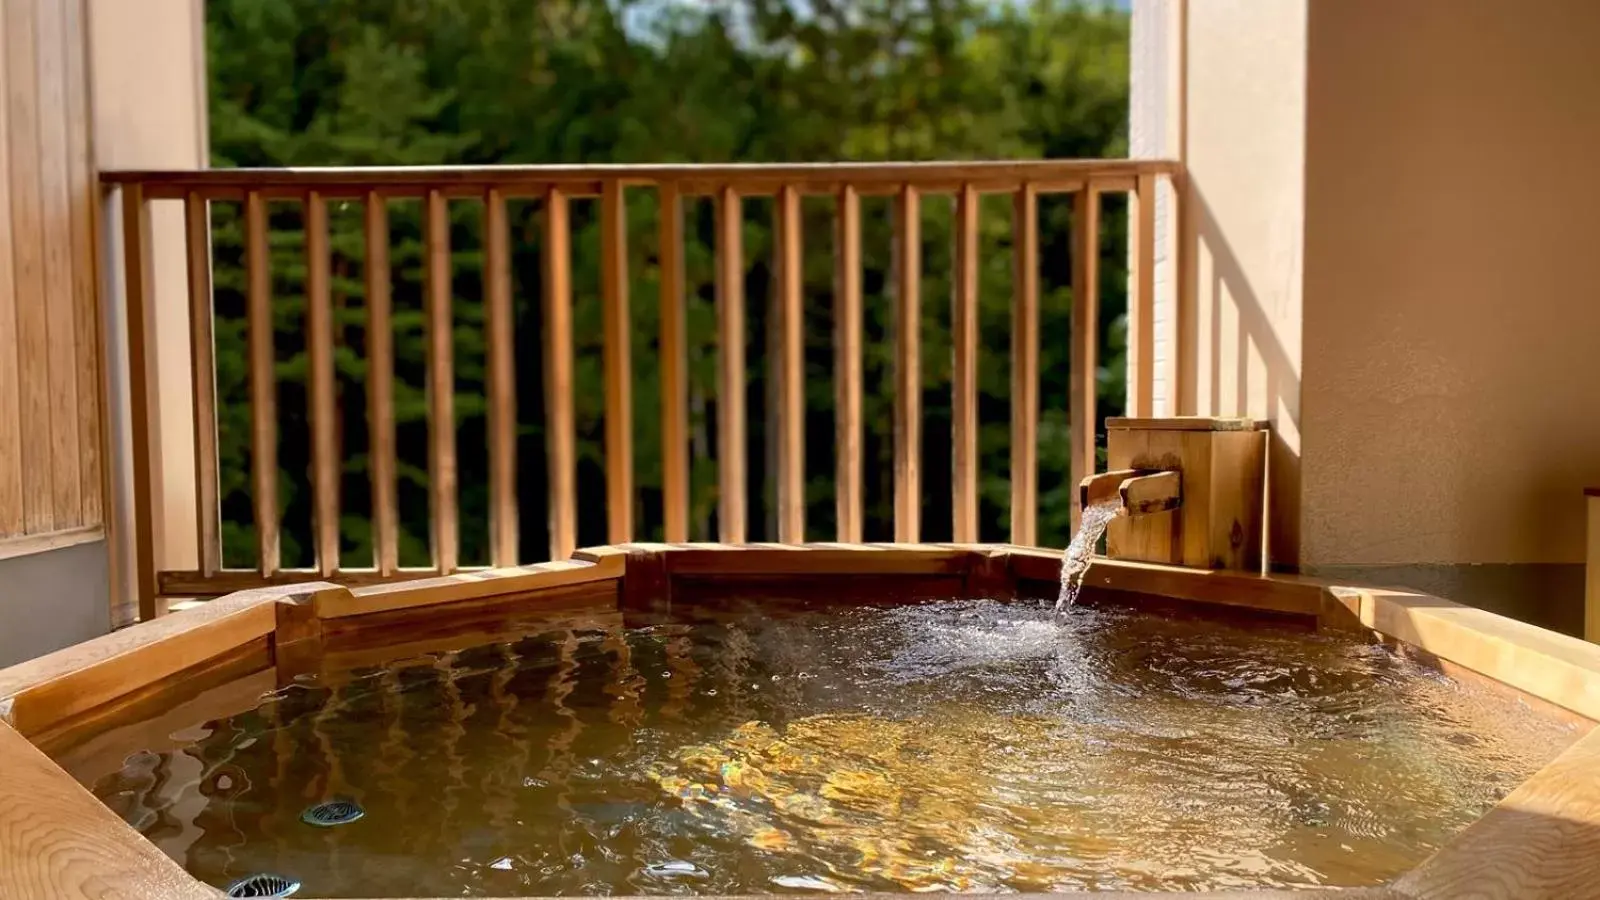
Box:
[301,799,365,827]
[225,873,301,898]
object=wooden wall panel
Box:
[0,0,105,553]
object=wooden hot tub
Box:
[3,543,1599,899]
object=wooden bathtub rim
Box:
[4,542,1600,898]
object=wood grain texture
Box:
[1396,725,1600,900]
[1069,187,1100,536]
[35,0,82,529]
[245,190,279,577]
[1128,172,1156,417]
[184,193,221,575]
[658,183,689,542]
[364,192,399,575]
[63,0,102,529]
[0,523,102,561]
[484,187,518,565]
[1010,185,1039,546]
[716,186,747,543]
[306,190,339,576]
[424,189,459,573]
[774,184,804,543]
[0,14,20,537]
[0,584,308,735]
[601,180,633,542]
[326,555,625,620]
[7,0,52,535]
[834,186,863,542]
[893,186,922,542]
[952,184,980,542]
[1120,470,1182,516]
[1353,587,1600,723]
[122,184,161,615]
[0,721,218,899]
[543,188,577,560]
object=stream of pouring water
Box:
[1056,500,1121,610]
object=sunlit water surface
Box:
[81,598,1575,896]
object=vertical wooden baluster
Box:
[364,192,398,576]
[543,188,577,560]
[601,180,633,543]
[893,186,921,543]
[834,186,863,543]
[484,187,517,566]
[1070,186,1101,537]
[658,183,689,543]
[424,188,458,573]
[774,184,804,543]
[1130,172,1157,417]
[1166,173,1186,414]
[1010,184,1039,546]
[305,190,338,577]
[952,184,979,544]
[245,190,279,577]
[122,185,160,616]
[715,186,746,543]
[184,192,221,576]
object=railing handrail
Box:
[100,159,1179,198]
[107,157,1179,613]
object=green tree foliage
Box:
[205,0,1130,567]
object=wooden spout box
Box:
[1104,417,1267,572]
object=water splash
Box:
[1056,500,1120,609]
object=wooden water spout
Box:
[1093,417,1269,572]
[1078,469,1183,517]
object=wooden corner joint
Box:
[269,582,347,681]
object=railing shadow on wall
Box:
[1181,185,1302,570]
[100,160,1179,620]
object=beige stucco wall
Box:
[1177,0,1307,568]
[90,0,207,622]
[1301,0,1600,570]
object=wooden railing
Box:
[101,160,1180,618]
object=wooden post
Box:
[183,193,220,577]
[305,191,338,577]
[716,187,746,543]
[893,186,921,543]
[658,183,689,543]
[951,184,979,543]
[1010,185,1039,546]
[484,187,517,566]
[834,186,863,543]
[1129,172,1157,417]
[363,192,399,575]
[244,190,278,578]
[774,184,804,543]
[1069,187,1100,537]
[424,189,458,573]
[543,189,576,560]
[601,180,633,543]
[121,184,161,617]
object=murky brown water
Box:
[80,597,1575,896]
